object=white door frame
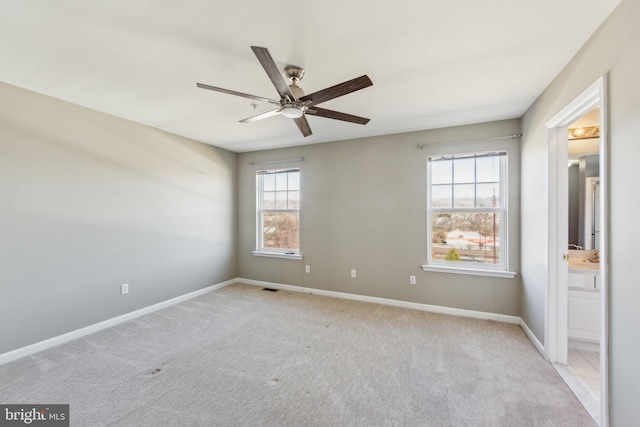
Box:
[544,75,609,426]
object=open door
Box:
[544,75,609,426]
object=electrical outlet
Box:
[120,283,129,295]
[351,269,357,278]
[305,265,310,273]
[409,275,416,285]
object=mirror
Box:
[568,108,600,250]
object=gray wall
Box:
[238,119,521,316]
[0,82,237,354]
[520,0,640,423]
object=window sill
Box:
[252,251,303,260]
[421,264,517,279]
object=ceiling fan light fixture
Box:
[281,103,304,118]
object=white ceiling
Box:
[0,1,621,153]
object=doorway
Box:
[544,76,609,426]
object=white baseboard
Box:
[519,318,546,358]
[240,278,521,324]
[0,279,237,366]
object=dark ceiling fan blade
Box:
[239,109,282,123]
[299,75,372,107]
[306,107,370,125]
[250,46,295,100]
[196,83,280,105]
[293,115,312,137]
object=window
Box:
[255,168,301,258]
[425,151,513,277]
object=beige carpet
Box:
[0,283,595,426]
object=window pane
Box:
[453,158,475,183]
[288,190,300,209]
[476,183,500,208]
[263,212,299,250]
[453,184,474,208]
[275,172,288,191]
[263,173,275,191]
[258,168,301,253]
[263,191,275,209]
[431,160,452,184]
[431,185,452,208]
[275,191,287,209]
[288,171,300,190]
[431,212,501,265]
[476,156,501,183]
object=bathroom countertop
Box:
[568,258,600,271]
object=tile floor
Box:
[567,346,600,403]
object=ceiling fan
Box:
[196,46,373,137]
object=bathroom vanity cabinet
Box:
[568,270,601,343]
[568,269,601,291]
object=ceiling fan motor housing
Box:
[282,65,306,118]
[285,65,306,100]
[288,84,305,99]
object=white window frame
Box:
[253,168,302,260]
[423,150,516,278]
